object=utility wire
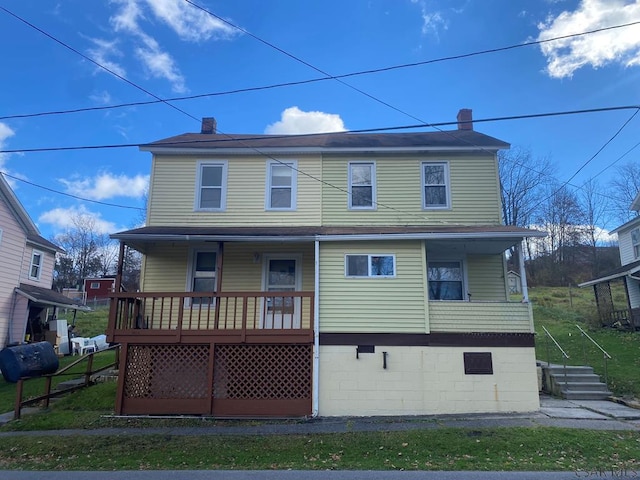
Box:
[3,18,638,121]
[1,172,145,211]
[2,105,639,154]
[0,6,199,123]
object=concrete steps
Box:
[541,363,612,400]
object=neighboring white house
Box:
[579,193,640,329]
[0,174,87,349]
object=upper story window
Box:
[29,251,43,280]
[189,249,217,306]
[90,282,100,289]
[195,161,227,211]
[428,260,464,300]
[632,228,640,259]
[345,254,395,278]
[348,162,376,209]
[266,160,297,210]
[422,162,450,209]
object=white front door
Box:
[262,256,302,329]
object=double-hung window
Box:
[190,250,217,306]
[266,160,297,210]
[427,260,464,300]
[348,162,376,209]
[345,254,395,278]
[422,162,450,209]
[30,251,43,280]
[196,161,227,211]
[632,228,640,259]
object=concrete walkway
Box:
[0,394,639,436]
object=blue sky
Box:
[1,0,640,240]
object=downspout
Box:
[312,239,320,418]
[518,241,529,302]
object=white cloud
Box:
[142,0,237,41]
[265,107,347,135]
[410,0,449,37]
[537,0,640,78]
[135,34,186,93]
[0,122,15,170]
[60,172,149,201]
[103,0,238,93]
[39,206,118,235]
[86,37,126,77]
[89,90,112,104]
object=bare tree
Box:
[536,184,583,285]
[498,146,554,271]
[579,178,610,277]
[609,161,640,224]
[53,213,116,290]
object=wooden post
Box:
[14,379,23,420]
[44,376,52,408]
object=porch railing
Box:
[107,291,314,341]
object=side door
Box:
[262,255,302,329]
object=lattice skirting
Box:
[120,343,313,416]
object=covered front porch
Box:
[579,260,640,330]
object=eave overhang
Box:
[578,259,640,288]
[15,284,90,311]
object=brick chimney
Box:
[457,109,473,130]
[201,117,217,134]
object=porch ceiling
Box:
[112,225,544,254]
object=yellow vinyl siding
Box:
[429,301,533,333]
[147,155,322,226]
[321,154,501,225]
[319,240,427,333]
[466,254,507,301]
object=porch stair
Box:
[540,363,612,400]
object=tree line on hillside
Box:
[500,147,640,287]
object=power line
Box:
[2,105,639,154]
[0,6,199,123]
[4,18,638,122]
[1,172,145,211]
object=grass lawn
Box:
[529,286,640,397]
[0,426,639,471]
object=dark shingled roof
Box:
[142,129,509,151]
[15,284,89,310]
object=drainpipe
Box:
[312,239,320,417]
[518,241,529,302]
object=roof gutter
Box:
[112,231,546,244]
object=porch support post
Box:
[115,241,126,293]
[517,241,529,303]
[312,239,320,418]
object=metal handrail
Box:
[575,324,612,386]
[541,326,570,390]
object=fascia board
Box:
[139,146,504,156]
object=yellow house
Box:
[107,110,545,417]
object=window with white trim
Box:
[195,161,227,211]
[90,282,100,289]
[422,162,450,209]
[345,254,395,278]
[428,260,464,300]
[29,251,43,280]
[632,228,640,259]
[266,160,297,210]
[189,249,217,305]
[348,162,376,209]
